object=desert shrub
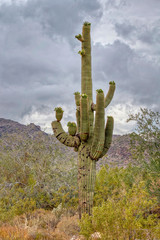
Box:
[80,165,160,240]
[56,185,78,212]
[10,208,78,240]
[55,215,80,238]
[31,232,67,240]
[0,132,78,221]
[0,183,78,222]
[128,108,160,202]
[0,225,31,240]
[9,208,67,239]
[13,209,62,235]
[0,185,37,222]
[94,164,141,206]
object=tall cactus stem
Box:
[81,24,94,137]
[81,24,92,100]
[80,94,89,141]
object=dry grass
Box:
[13,208,60,232]
[0,209,80,240]
[29,230,67,240]
[0,225,32,240]
[55,215,80,239]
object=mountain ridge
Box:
[0,118,133,168]
[0,118,43,136]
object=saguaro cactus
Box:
[52,22,115,219]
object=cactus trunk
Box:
[78,143,96,218]
[52,22,115,219]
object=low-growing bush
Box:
[55,215,79,238]
[80,165,160,240]
[0,225,31,240]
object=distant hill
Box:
[0,118,133,169]
[0,118,44,136]
[98,134,132,168]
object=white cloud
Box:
[106,103,144,135]
[21,103,76,134]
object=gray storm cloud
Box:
[0,0,102,116]
[0,0,159,134]
[93,40,160,106]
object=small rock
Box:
[70,235,86,240]
[90,232,101,239]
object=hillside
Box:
[0,118,159,240]
[0,118,133,169]
[0,118,45,136]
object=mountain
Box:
[0,118,133,168]
[99,134,132,168]
[0,118,43,136]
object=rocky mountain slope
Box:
[0,118,133,168]
[0,118,44,136]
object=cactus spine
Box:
[52,22,115,219]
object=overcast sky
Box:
[0,0,159,135]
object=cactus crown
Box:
[74,91,80,95]
[81,93,88,98]
[96,89,103,93]
[84,21,91,26]
[109,81,115,85]
[67,122,76,127]
[54,107,64,113]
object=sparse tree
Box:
[127,108,160,201]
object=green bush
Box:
[80,165,160,240]
[94,164,140,205]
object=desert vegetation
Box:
[0,108,159,239]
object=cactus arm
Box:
[100,116,114,158]
[51,121,80,148]
[75,34,84,42]
[74,92,80,133]
[90,90,105,160]
[104,81,116,108]
[80,94,89,141]
[92,80,115,111]
[74,92,80,107]
[76,109,80,133]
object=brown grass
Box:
[0,209,80,240]
[13,208,60,231]
[0,225,32,240]
[55,215,80,239]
